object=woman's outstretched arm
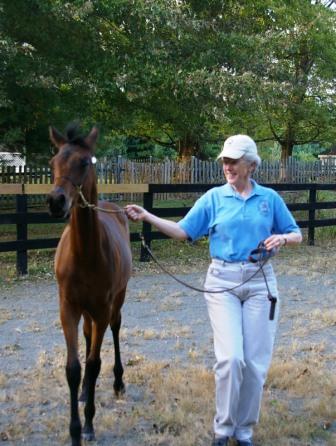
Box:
[124,204,188,241]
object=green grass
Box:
[0,236,211,286]
[1,194,336,284]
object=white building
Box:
[0,152,26,172]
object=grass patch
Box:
[0,348,334,445]
[1,190,336,285]
[0,234,211,285]
[3,232,336,286]
[1,229,335,445]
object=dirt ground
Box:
[0,257,335,445]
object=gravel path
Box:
[0,265,335,445]
[1,266,335,374]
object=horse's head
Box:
[47,124,98,218]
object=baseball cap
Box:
[217,135,258,160]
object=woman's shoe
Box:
[212,437,229,446]
[237,440,254,446]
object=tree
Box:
[1,0,336,162]
[88,0,282,159]
[0,0,106,160]
[240,1,336,160]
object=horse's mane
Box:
[65,122,90,149]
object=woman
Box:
[125,135,302,446]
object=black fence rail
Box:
[1,183,336,275]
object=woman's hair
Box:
[242,152,261,168]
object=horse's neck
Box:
[70,185,101,259]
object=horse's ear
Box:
[49,126,66,150]
[85,127,99,150]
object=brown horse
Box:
[47,124,132,446]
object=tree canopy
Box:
[0,0,335,161]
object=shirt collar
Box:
[222,179,266,197]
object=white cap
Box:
[217,135,258,160]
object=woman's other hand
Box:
[264,234,286,251]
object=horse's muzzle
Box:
[47,189,69,218]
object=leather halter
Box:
[53,166,124,214]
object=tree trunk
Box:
[177,135,200,160]
[280,139,295,181]
[280,141,294,161]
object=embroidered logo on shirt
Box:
[258,200,270,216]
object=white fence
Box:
[95,156,336,185]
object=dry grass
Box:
[121,325,192,342]
[274,241,336,276]
[283,308,336,339]
[1,241,336,445]
[0,308,12,325]
[0,346,335,446]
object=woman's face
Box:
[222,157,253,187]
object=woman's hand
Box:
[124,204,188,240]
[264,234,286,251]
[124,204,148,222]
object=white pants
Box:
[204,259,279,441]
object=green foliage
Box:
[293,144,326,161]
[249,1,336,158]
[0,0,335,161]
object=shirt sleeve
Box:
[178,194,211,241]
[273,192,301,234]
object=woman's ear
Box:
[250,162,257,174]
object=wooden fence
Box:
[1,156,336,185]
[1,182,336,275]
[1,157,335,207]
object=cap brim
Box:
[216,148,245,160]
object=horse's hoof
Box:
[81,432,95,441]
[114,382,126,397]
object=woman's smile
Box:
[223,157,250,189]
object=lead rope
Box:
[249,242,277,320]
[141,236,277,320]
[259,261,277,320]
[140,235,269,295]
[77,186,125,214]
[76,182,276,319]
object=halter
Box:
[53,160,124,214]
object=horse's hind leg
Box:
[82,318,108,442]
[79,313,92,402]
[60,300,82,446]
[110,304,125,396]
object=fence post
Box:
[140,191,153,262]
[16,194,28,275]
[308,186,316,246]
[116,155,122,183]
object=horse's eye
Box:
[80,158,90,168]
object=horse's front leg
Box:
[82,318,108,441]
[79,313,92,402]
[110,308,125,396]
[60,301,82,446]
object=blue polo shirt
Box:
[178,181,301,262]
